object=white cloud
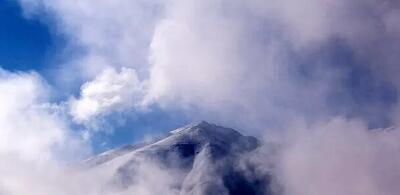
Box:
[145,0,334,129]
[0,69,86,162]
[18,0,162,79]
[0,69,92,194]
[275,118,400,195]
[145,0,400,130]
[69,67,144,123]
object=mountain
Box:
[82,121,274,195]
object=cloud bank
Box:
[17,0,400,130]
[276,118,400,195]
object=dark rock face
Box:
[85,121,273,195]
[222,165,273,195]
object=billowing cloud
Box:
[18,0,162,77]
[18,0,400,130]
[70,67,144,123]
[146,0,400,130]
[0,68,85,161]
[0,68,89,194]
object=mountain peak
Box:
[83,122,267,195]
[170,120,212,133]
[86,121,257,167]
[191,120,212,127]
[170,121,242,139]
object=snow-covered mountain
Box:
[82,121,274,195]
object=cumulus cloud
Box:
[70,67,145,123]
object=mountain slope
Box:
[83,121,273,195]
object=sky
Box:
[0,0,51,71]
[1,0,400,194]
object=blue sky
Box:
[89,106,190,153]
[0,0,53,71]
